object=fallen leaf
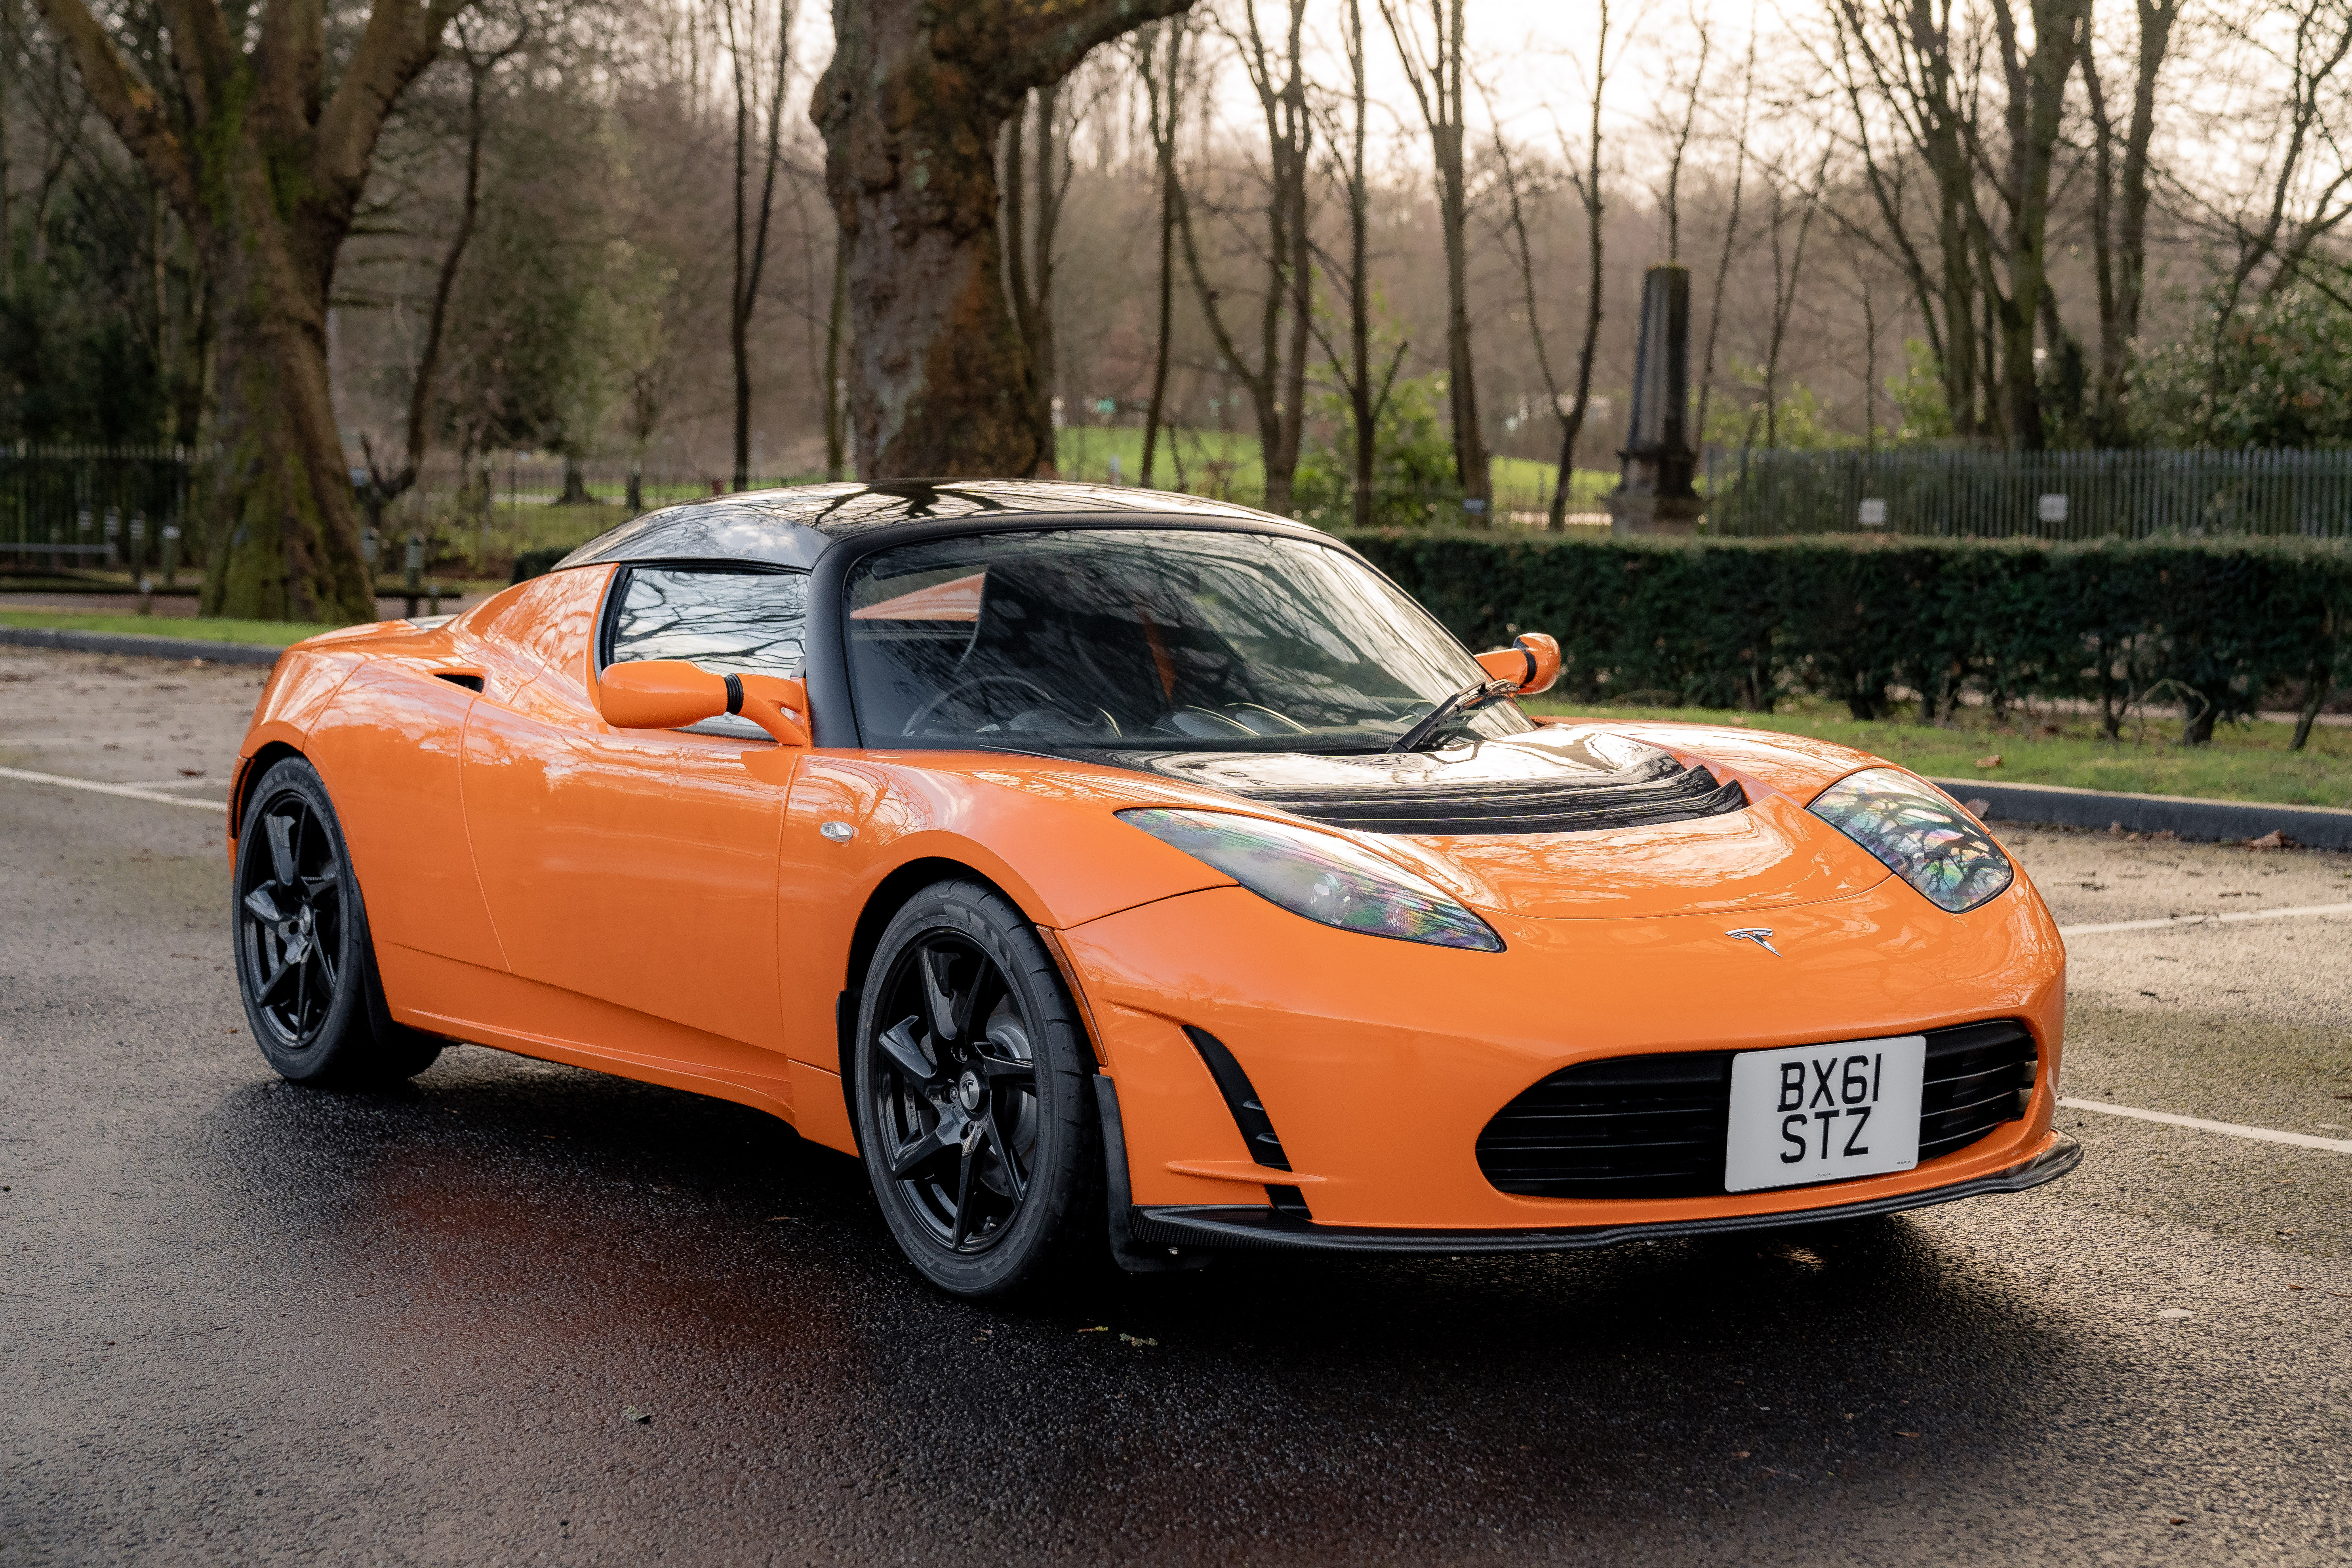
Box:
[1118,1333,1158,1347]
[622,1406,651,1425]
[177,767,205,777]
[2249,830,2292,851]
[1076,1325,1109,1334]
[2157,1308,2193,1319]
[2169,1518,2188,1526]
[1729,1450,1751,1459]
[1974,753,2002,768]
[1895,1431,1920,1438]
[765,1214,796,1221]
[2286,1284,2305,1291]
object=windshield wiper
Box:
[1385,677,1520,754]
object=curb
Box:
[1932,777,2352,851]
[0,625,286,667]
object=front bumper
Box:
[1129,1133,2081,1253]
[1059,873,2070,1232]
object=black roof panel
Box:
[555,480,1287,571]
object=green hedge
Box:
[1339,532,2352,730]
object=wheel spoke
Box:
[301,869,338,905]
[243,887,285,924]
[886,1118,957,1180]
[947,1136,978,1248]
[312,942,339,995]
[257,958,297,1005]
[970,1043,1035,1082]
[293,948,309,1022]
[982,1106,1025,1203]
[877,1016,943,1088]
[264,811,298,888]
[919,944,963,1042]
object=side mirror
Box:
[1475,632,1563,695]
[598,659,810,746]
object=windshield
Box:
[844,528,1534,753]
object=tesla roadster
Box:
[230,480,2076,1296]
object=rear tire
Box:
[234,758,442,1087]
[853,879,1102,1298]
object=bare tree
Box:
[1173,0,1312,514]
[1648,3,1710,261]
[360,15,529,532]
[1322,0,1405,527]
[1693,30,1754,446]
[2080,0,2176,443]
[1751,146,1832,450]
[1543,0,1620,530]
[1134,16,1189,490]
[725,0,794,490]
[814,0,1192,480]
[1381,0,1489,514]
[32,0,473,620]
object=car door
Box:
[459,565,811,1058]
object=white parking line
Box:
[2061,902,2352,937]
[1,765,228,813]
[2058,1096,2352,1154]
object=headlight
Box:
[1809,768,2013,913]
[1119,808,1504,951]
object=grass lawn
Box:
[1,609,326,647]
[1520,692,2352,809]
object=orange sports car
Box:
[230,480,2076,1296]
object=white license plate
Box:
[1723,1036,1926,1194]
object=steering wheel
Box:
[903,674,1116,738]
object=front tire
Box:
[234,758,441,1087]
[853,880,1102,1298]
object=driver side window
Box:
[606,567,809,676]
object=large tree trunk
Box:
[201,225,375,622]
[815,0,1188,480]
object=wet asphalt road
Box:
[4,648,2350,1566]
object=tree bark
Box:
[815,0,1189,480]
[34,0,468,623]
[824,223,849,480]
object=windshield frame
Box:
[812,514,1525,756]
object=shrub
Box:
[1340,531,2352,734]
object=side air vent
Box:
[1183,1025,1310,1217]
[1476,1019,2038,1200]
[1236,764,1746,837]
[432,672,485,692]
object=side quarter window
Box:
[605,567,810,676]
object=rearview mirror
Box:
[598,659,809,745]
[1475,632,1562,695]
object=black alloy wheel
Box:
[233,758,440,1086]
[855,880,1101,1297]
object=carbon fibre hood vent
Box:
[1137,728,1749,837]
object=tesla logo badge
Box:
[1725,928,1783,956]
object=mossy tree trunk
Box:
[814,0,1191,480]
[34,0,469,623]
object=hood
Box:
[1110,726,1891,921]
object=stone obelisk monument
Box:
[1605,264,1703,535]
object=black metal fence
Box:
[0,446,200,573]
[1704,447,2352,539]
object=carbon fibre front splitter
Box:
[1127,1134,2081,1254]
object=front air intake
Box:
[1475,1019,2038,1200]
[1237,764,1746,837]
